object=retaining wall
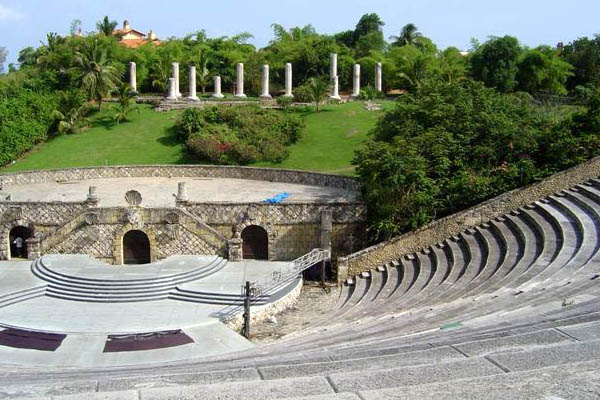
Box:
[0,165,360,191]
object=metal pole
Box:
[321,260,326,286]
[243,281,251,338]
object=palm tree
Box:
[390,23,422,47]
[96,16,117,37]
[113,83,138,124]
[73,40,121,110]
[52,91,90,134]
[397,53,435,91]
[151,57,172,93]
[307,77,330,112]
[192,47,212,93]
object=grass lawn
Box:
[253,101,394,175]
[4,105,192,172]
[4,100,394,175]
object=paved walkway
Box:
[0,177,358,206]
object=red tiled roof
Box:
[118,38,161,49]
[114,28,146,37]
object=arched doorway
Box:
[122,230,151,264]
[9,226,33,259]
[241,225,268,260]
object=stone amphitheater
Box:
[1,158,600,399]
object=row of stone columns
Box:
[128,57,383,100]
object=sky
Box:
[0,0,599,66]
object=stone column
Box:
[330,75,341,100]
[166,77,177,100]
[175,182,188,204]
[25,237,41,260]
[86,186,100,206]
[188,66,199,101]
[228,238,243,262]
[330,53,338,81]
[320,210,333,283]
[235,63,246,98]
[352,64,361,98]
[260,64,272,99]
[212,76,224,98]
[336,257,349,284]
[284,63,293,97]
[172,62,181,97]
[320,210,333,252]
[375,62,382,92]
[129,62,137,93]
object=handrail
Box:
[250,248,330,299]
[213,248,331,321]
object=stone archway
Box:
[122,230,151,264]
[241,225,268,260]
[9,226,33,260]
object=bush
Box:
[176,105,304,165]
[353,79,597,241]
[276,96,293,109]
[0,89,57,165]
[293,82,314,103]
[357,86,382,101]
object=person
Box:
[13,236,24,258]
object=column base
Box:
[350,94,360,99]
[187,96,200,101]
[282,94,294,98]
[329,95,342,100]
[260,94,273,100]
[165,95,178,101]
[212,93,225,98]
[234,94,247,98]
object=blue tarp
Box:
[263,192,290,204]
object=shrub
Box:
[276,96,293,109]
[0,89,57,165]
[357,86,382,101]
[176,105,304,165]
[293,82,314,103]
[353,79,596,241]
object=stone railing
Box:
[0,165,360,191]
[184,202,367,225]
[337,156,600,282]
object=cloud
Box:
[0,4,24,21]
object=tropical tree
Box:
[73,39,122,109]
[192,47,212,93]
[113,83,138,124]
[469,35,522,93]
[36,33,65,67]
[390,23,422,47]
[52,90,90,134]
[517,46,573,95]
[150,57,172,93]
[560,35,600,91]
[307,77,330,112]
[438,47,468,83]
[96,16,117,37]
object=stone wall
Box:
[0,165,361,191]
[337,156,600,282]
[0,166,365,265]
[185,202,366,261]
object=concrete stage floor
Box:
[0,256,300,367]
[0,177,359,206]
